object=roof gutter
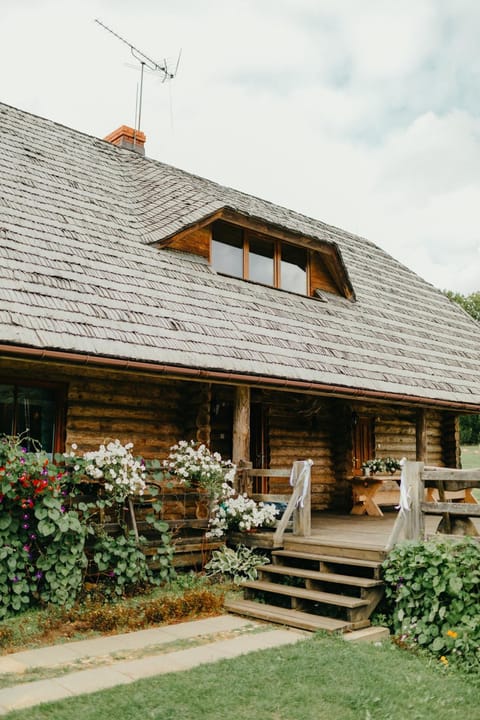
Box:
[0,343,479,412]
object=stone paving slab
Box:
[0,624,305,715]
[0,614,255,674]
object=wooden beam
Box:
[232,385,250,465]
[423,468,480,484]
[416,409,427,461]
[421,502,480,517]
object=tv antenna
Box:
[95,18,181,142]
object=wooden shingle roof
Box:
[1,102,479,409]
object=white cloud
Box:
[1,0,479,294]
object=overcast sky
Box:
[2,0,480,293]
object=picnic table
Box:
[350,475,400,517]
[350,474,478,517]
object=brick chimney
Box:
[104,126,146,155]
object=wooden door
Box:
[352,415,375,473]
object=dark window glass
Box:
[0,385,14,440]
[211,223,243,278]
[249,236,274,285]
[281,244,307,294]
[0,384,56,455]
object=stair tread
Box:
[224,599,350,632]
[283,539,386,562]
[261,564,382,587]
[285,537,386,551]
[273,549,382,569]
[243,580,368,608]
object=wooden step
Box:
[273,549,383,572]
[242,580,368,609]
[224,599,350,633]
[344,626,390,644]
[259,564,383,588]
[283,538,386,562]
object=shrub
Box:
[382,537,480,671]
[0,436,174,617]
[205,544,269,584]
[0,436,88,617]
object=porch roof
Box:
[0,102,479,409]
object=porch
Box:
[225,464,480,633]
[230,511,408,551]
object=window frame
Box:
[212,222,311,296]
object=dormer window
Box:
[212,221,308,295]
[159,214,355,301]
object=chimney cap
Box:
[104,125,146,155]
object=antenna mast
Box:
[95,18,180,144]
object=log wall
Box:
[351,403,447,468]
[0,356,197,458]
[266,392,336,510]
[0,356,461,518]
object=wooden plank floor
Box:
[309,511,442,549]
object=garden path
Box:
[0,615,306,715]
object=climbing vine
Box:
[0,436,173,617]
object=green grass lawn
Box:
[4,634,480,720]
[461,445,480,469]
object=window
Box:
[212,221,309,295]
[0,383,64,457]
[281,243,307,294]
[249,236,274,285]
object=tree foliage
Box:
[445,290,480,322]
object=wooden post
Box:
[236,460,252,495]
[232,386,250,466]
[416,409,427,462]
[293,482,311,537]
[404,461,425,541]
[386,460,424,550]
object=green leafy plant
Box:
[382,537,480,671]
[91,531,152,597]
[205,544,269,584]
[0,436,174,617]
[0,435,88,617]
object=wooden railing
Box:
[386,462,480,550]
[237,461,311,546]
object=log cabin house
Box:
[1,102,480,564]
